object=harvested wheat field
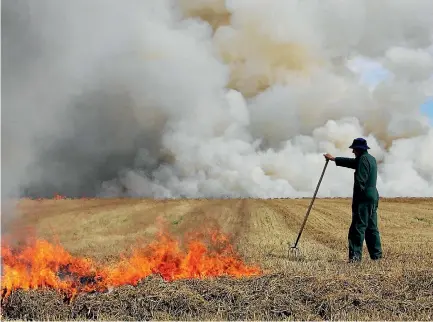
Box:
[1,197,433,320]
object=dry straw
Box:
[2,269,432,321]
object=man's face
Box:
[352,149,362,157]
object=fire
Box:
[53,193,68,200]
[1,230,261,301]
[34,193,92,201]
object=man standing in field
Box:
[324,138,382,262]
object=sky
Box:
[420,98,433,124]
[350,57,433,125]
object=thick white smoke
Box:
[2,0,433,200]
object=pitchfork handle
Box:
[292,159,329,248]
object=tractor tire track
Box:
[265,199,346,251]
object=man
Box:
[324,138,382,262]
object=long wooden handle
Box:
[292,159,329,248]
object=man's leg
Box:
[348,202,368,261]
[365,201,382,260]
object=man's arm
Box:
[335,157,357,169]
[323,153,357,169]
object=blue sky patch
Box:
[348,57,433,125]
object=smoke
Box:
[2,0,433,200]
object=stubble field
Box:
[1,197,433,320]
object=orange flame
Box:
[53,193,68,200]
[1,230,261,300]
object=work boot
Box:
[348,255,361,263]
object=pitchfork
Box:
[288,159,329,257]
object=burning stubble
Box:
[1,229,261,300]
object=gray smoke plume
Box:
[2,0,433,201]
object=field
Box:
[1,197,433,320]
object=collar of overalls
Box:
[356,150,368,159]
